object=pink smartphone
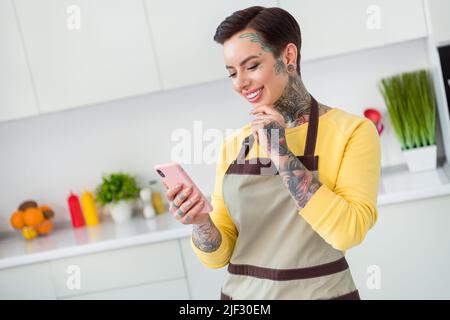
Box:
[154,162,213,214]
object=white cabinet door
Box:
[0,262,56,299]
[50,240,185,298]
[0,0,39,122]
[425,0,450,45]
[179,237,227,300]
[144,0,277,90]
[280,0,428,62]
[14,0,161,114]
[347,195,450,299]
[65,278,190,300]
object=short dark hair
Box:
[214,6,302,75]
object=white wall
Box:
[0,38,438,232]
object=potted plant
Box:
[379,69,437,172]
[96,172,140,223]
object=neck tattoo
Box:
[273,59,312,128]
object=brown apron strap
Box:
[236,95,319,161]
[329,290,361,300]
[304,95,319,157]
[227,256,349,281]
[220,291,232,300]
[236,133,255,162]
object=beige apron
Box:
[220,96,359,300]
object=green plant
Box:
[96,172,140,206]
[379,69,436,150]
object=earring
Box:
[287,64,295,73]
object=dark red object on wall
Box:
[364,108,384,135]
[67,192,85,228]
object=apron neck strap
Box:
[236,95,319,161]
[304,95,319,157]
[237,134,255,162]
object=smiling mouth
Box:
[245,87,264,102]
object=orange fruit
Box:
[36,219,53,235]
[23,207,44,227]
[10,211,25,229]
[39,205,55,219]
[22,226,37,240]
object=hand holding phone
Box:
[154,162,212,225]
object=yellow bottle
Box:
[81,189,100,226]
[150,180,166,214]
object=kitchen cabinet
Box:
[0,0,39,122]
[0,262,56,299]
[280,0,428,62]
[0,213,227,300]
[14,0,161,114]
[65,278,189,300]
[425,0,450,45]
[144,0,277,90]
[347,194,450,299]
[0,237,226,300]
[50,240,184,298]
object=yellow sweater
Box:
[191,107,381,268]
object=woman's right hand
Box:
[165,183,209,225]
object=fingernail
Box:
[175,183,182,189]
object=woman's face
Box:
[223,28,289,108]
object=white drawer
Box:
[0,262,56,299]
[64,278,189,300]
[50,240,184,298]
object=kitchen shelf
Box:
[378,162,450,206]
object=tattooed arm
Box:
[265,122,322,209]
[192,216,222,253]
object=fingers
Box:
[165,183,182,201]
[250,105,276,116]
[251,118,269,145]
[251,125,260,145]
[250,106,286,129]
[180,198,206,224]
[173,193,200,220]
[171,185,193,209]
[253,114,278,122]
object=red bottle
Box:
[67,192,85,228]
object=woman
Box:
[165,6,381,300]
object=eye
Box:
[228,73,236,78]
[248,64,259,70]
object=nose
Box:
[234,73,250,94]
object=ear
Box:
[283,43,298,70]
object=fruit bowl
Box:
[10,200,55,240]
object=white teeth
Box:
[246,88,262,99]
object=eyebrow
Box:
[225,55,259,70]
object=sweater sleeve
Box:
[190,141,238,269]
[299,119,381,251]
